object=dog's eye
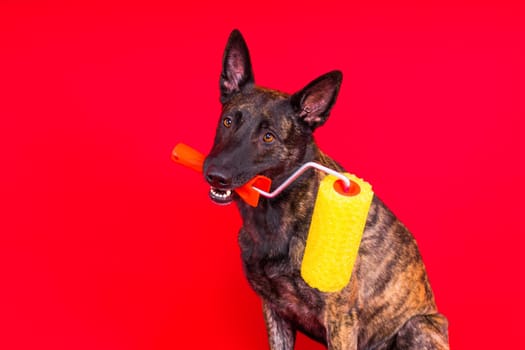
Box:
[263,132,275,143]
[223,117,232,128]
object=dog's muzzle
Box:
[205,166,234,205]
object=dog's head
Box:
[204,30,342,205]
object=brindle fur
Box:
[204,30,449,350]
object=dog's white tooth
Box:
[210,187,232,201]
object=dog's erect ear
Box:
[291,71,342,130]
[220,29,254,103]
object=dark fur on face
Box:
[204,29,449,350]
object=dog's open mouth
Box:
[209,187,234,205]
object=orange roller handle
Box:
[171,143,271,207]
[236,175,272,207]
[171,143,205,173]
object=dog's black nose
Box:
[205,167,232,188]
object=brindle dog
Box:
[203,29,449,350]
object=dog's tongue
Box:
[171,143,271,207]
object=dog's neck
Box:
[236,142,343,260]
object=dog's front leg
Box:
[263,301,296,350]
[325,295,358,350]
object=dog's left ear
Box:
[220,29,254,104]
[291,70,342,130]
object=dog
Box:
[203,29,449,350]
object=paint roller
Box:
[171,142,373,292]
[300,173,373,292]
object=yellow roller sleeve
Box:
[301,173,373,292]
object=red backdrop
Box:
[1,1,524,349]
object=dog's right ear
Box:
[291,70,342,130]
[220,29,254,104]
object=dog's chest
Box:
[239,228,326,341]
[245,259,326,341]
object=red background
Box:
[1,1,524,349]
